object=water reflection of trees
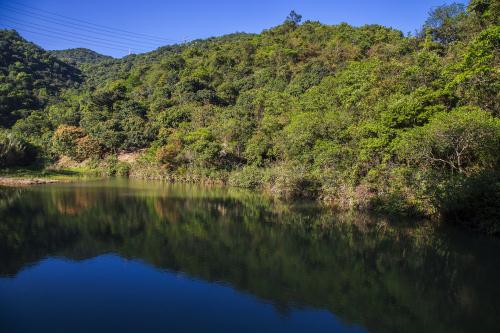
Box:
[52,187,95,215]
[0,182,499,333]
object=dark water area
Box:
[0,179,499,333]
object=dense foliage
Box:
[49,48,113,65]
[0,129,37,167]
[0,2,499,231]
[0,30,81,128]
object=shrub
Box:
[75,135,103,161]
[228,165,264,188]
[156,140,182,170]
[263,162,319,199]
[115,162,131,176]
[395,107,500,224]
[184,128,221,168]
[440,172,500,234]
[51,125,86,159]
[102,155,130,176]
[396,107,500,175]
[0,131,37,167]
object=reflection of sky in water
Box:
[0,255,367,333]
[0,179,499,333]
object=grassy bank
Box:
[0,166,100,185]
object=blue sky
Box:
[0,0,466,58]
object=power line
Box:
[9,0,180,42]
[5,26,131,53]
[3,1,183,43]
[2,22,148,53]
[0,16,158,48]
[3,25,135,53]
[1,16,154,51]
[0,4,175,47]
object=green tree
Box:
[51,125,86,159]
[285,10,302,25]
[396,107,500,175]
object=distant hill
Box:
[49,48,113,65]
[0,29,82,127]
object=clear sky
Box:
[0,0,466,58]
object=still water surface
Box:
[0,179,499,333]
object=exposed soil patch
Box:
[0,177,59,186]
[117,150,144,163]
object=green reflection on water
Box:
[0,179,499,333]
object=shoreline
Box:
[0,176,61,186]
[0,167,99,187]
[0,170,497,236]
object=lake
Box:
[0,179,499,333]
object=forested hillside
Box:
[1,1,499,232]
[49,48,112,66]
[0,30,81,127]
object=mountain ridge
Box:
[49,48,113,65]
